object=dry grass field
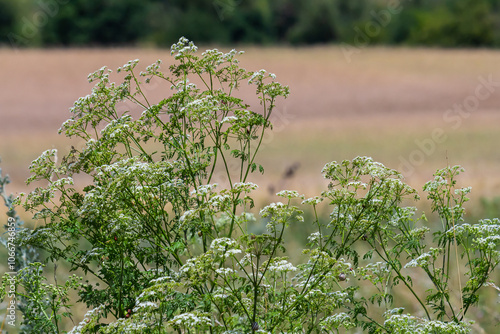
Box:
[0,45,500,333]
[1,46,500,213]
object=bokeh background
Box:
[1,0,499,214]
[1,0,500,332]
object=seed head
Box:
[251,322,259,331]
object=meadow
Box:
[1,45,500,333]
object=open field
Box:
[1,46,500,215]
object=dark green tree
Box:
[0,0,17,44]
[408,0,494,47]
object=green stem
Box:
[374,231,431,320]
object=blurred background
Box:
[1,0,499,213]
[1,0,500,47]
[1,0,500,331]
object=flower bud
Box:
[251,322,259,331]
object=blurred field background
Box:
[1,0,500,332]
[1,46,500,220]
[0,0,499,216]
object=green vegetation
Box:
[1,0,500,47]
[1,39,500,333]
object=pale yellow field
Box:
[1,46,500,216]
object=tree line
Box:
[1,0,499,48]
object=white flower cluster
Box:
[210,238,241,259]
[328,291,351,305]
[170,37,198,59]
[404,253,431,269]
[320,313,355,330]
[80,247,103,264]
[167,312,212,328]
[240,253,257,267]
[267,259,297,273]
[199,48,244,71]
[259,202,286,218]
[179,258,197,275]
[360,262,390,282]
[475,235,500,251]
[210,237,242,259]
[212,288,230,300]
[404,248,441,269]
[367,163,398,180]
[321,188,355,201]
[208,194,232,211]
[148,274,173,285]
[322,157,404,186]
[87,66,110,83]
[260,201,304,231]
[307,232,322,244]
[68,305,104,334]
[27,149,58,182]
[101,318,149,333]
[455,186,472,196]
[328,206,354,226]
[384,313,423,333]
[448,219,500,252]
[248,69,267,85]
[221,115,238,123]
[303,289,350,310]
[346,181,368,189]
[233,182,259,193]
[276,190,304,199]
[100,115,132,140]
[215,267,237,276]
[388,206,418,227]
[117,59,140,73]
[172,81,197,93]
[135,276,175,304]
[140,59,162,78]
[424,320,470,333]
[384,177,416,195]
[191,183,218,196]
[423,175,449,193]
[184,95,219,122]
[451,219,500,236]
[179,208,200,229]
[132,301,158,313]
[210,237,238,252]
[107,213,137,236]
[302,196,324,206]
[384,312,471,334]
[50,177,75,188]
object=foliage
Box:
[1,158,39,272]
[1,263,80,333]
[39,0,151,46]
[2,38,500,333]
[407,0,494,47]
[1,159,44,333]
[2,0,500,47]
[0,0,17,44]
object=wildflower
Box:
[276,190,304,199]
[168,312,212,328]
[268,259,297,273]
[302,196,323,206]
